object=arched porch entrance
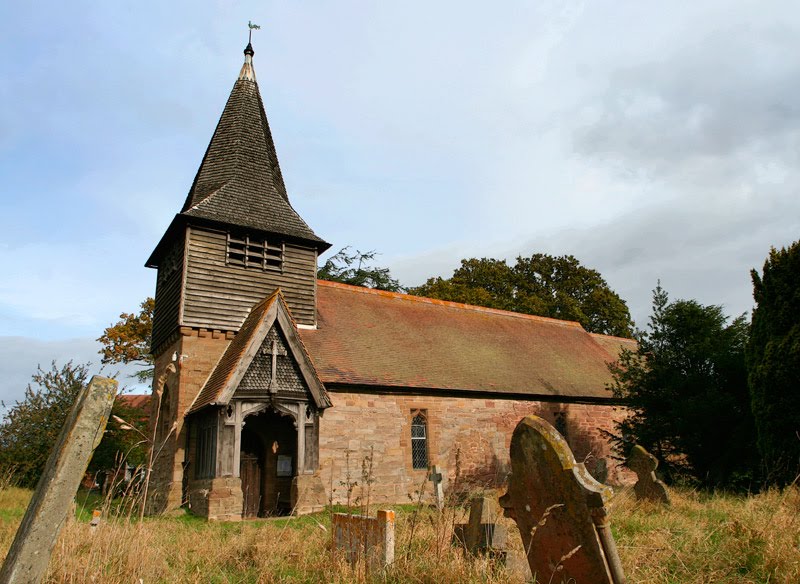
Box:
[239,408,297,517]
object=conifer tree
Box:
[610,285,757,488]
[747,241,800,486]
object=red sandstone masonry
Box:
[148,329,231,514]
[318,391,630,506]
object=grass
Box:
[0,486,797,583]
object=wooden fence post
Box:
[0,375,118,584]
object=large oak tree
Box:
[410,254,634,337]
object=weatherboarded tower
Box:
[145,42,330,516]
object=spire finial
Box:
[240,21,260,80]
[246,20,261,53]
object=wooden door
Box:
[240,452,261,518]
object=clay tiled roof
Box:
[589,333,638,360]
[179,45,327,247]
[116,394,151,411]
[299,281,627,400]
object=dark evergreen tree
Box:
[747,241,800,486]
[411,254,634,337]
[609,285,757,489]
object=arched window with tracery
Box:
[410,409,429,470]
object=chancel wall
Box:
[317,390,630,506]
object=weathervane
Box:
[248,21,261,44]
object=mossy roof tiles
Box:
[299,281,627,400]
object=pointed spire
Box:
[177,44,328,248]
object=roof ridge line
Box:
[588,331,637,342]
[316,279,584,329]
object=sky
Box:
[1,1,798,404]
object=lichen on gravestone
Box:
[499,415,626,584]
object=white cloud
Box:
[1,0,799,359]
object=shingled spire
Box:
[147,42,330,350]
[178,43,326,245]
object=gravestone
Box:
[499,415,626,584]
[428,465,445,510]
[0,376,117,584]
[592,457,609,484]
[453,496,509,557]
[627,445,670,505]
[89,509,102,532]
[332,509,395,571]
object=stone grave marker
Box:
[89,509,102,533]
[428,465,445,510]
[453,496,509,556]
[499,415,626,584]
[627,445,670,505]
[0,376,117,584]
[332,509,395,571]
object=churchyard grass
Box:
[0,486,797,583]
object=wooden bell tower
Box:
[144,40,330,514]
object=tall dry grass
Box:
[612,486,800,584]
[0,485,797,583]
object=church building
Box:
[145,42,634,520]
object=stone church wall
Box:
[318,390,629,506]
[147,328,232,514]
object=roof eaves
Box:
[321,381,619,404]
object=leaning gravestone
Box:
[0,376,117,584]
[627,445,670,506]
[500,416,626,584]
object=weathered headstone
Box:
[592,457,609,484]
[499,415,626,584]
[454,496,508,554]
[428,465,445,510]
[627,445,670,506]
[332,509,395,571]
[0,376,117,584]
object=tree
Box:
[609,285,757,489]
[410,254,634,337]
[747,241,800,486]
[98,298,155,382]
[318,247,404,292]
[0,362,147,488]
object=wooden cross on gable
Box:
[261,338,287,394]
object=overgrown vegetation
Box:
[0,484,797,583]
